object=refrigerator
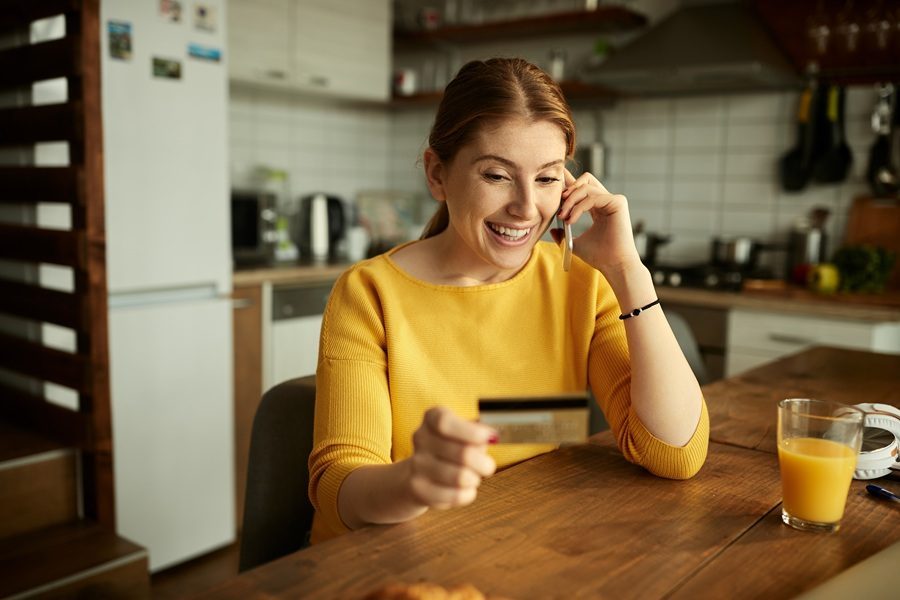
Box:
[100,0,234,571]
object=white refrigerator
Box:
[101,0,234,571]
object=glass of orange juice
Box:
[777,398,865,533]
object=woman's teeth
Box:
[489,223,530,240]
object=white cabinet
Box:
[227,0,292,84]
[726,309,900,376]
[267,280,335,388]
[227,0,390,101]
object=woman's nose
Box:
[507,184,540,219]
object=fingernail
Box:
[488,433,499,445]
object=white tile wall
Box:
[228,86,391,209]
[231,85,882,268]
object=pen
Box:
[866,484,900,503]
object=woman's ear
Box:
[423,148,447,203]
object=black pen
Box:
[866,484,900,503]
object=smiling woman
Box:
[307,57,710,545]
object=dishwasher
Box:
[270,281,335,386]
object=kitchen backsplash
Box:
[231,85,878,271]
[229,86,391,207]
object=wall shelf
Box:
[394,6,648,48]
[390,80,619,108]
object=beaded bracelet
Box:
[618,298,661,320]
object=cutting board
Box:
[844,195,900,290]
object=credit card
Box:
[562,219,572,272]
[478,394,590,445]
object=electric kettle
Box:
[299,193,346,260]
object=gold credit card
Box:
[478,394,590,445]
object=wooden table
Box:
[199,347,900,599]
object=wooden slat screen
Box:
[0,279,84,330]
[0,37,80,87]
[0,223,84,267]
[0,0,113,528]
[0,382,89,448]
[0,166,81,205]
[0,332,89,392]
[0,103,81,146]
[0,0,80,33]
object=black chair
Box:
[238,375,317,572]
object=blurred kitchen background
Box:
[2,0,899,595]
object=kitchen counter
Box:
[232,261,353,287]
[659,285,900,322]
[234,263,900,321]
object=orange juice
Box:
[778,437,857,524]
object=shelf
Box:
[394,6,648,48]
[754,0,900,85]
[390,80,619,108]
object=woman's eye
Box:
[483,173,507,182]
[537,177,560,184]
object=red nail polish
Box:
[488,433,499,445]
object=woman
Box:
[308,58,708,543]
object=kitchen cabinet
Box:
[227,0,292,85]
[227,0,391,101]
[269,280,336,387]
[232,283,264,531]
[725,308,900,376]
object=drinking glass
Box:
[777,398,864,533]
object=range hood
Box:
[581,1,801,95]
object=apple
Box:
[807,263,840,294]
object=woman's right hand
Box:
[406,406,498,510]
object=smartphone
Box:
[560,217,572,272]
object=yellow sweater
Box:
[308,241,709,543]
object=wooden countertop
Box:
[234,262,900,321]
[232,262,352,287]
[659,285,900,322]
[199,347,899,599]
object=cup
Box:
[777,398,865,533]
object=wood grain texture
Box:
[0,451,77,539]
[704,346,900,454]
[670,482,900,600]
[198,441,782,600]
[0,521,147,598]
[232,284,264,531]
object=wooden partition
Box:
[0,0,113,528]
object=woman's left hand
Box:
[555,169,643,276]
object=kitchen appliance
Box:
[579,2,799,95]
[299,193,347,260]
[231,190,278,266]
[101,0,234,572]
[785,207,830,284]
[633,221,670,266]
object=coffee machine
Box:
[298,193,347,260]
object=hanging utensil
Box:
[874,81,900,196]
[867,83,897,196]
[813,85,853,183]
[780,77,825,192]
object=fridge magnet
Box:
[152,57,182,79]
[107,20,132,60]
[194,3,216,32]
[159,0,182,23]
[188,43,221,62]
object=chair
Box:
[238,375,317,572]
[666,310,710,385]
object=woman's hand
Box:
[556,169,643,276]
[406,406,497,510]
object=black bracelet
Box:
[619,298,661,320]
